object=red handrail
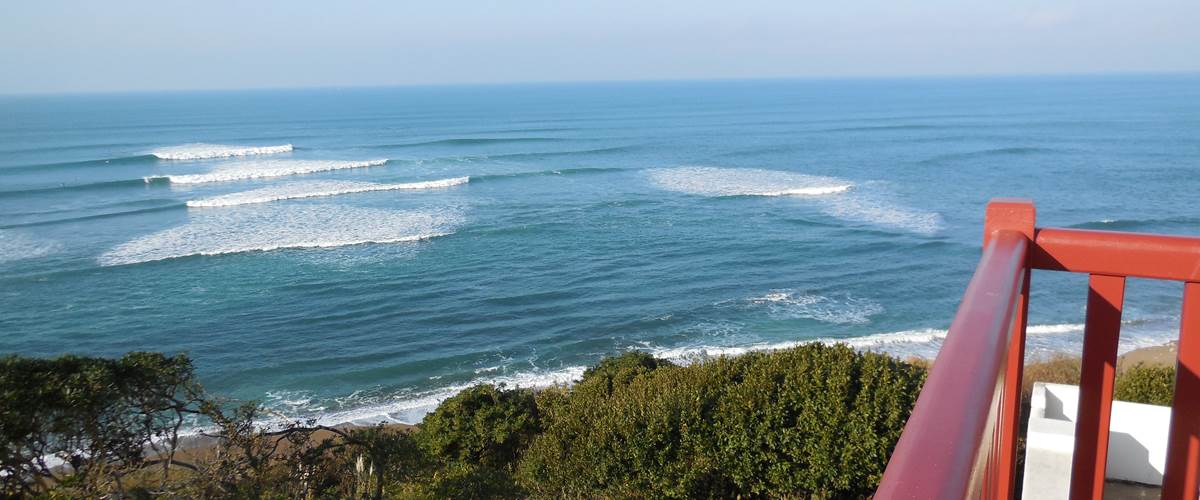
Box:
[876,199,1200,499]
[875,219,1030,499]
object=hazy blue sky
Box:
[3,0,1198,93]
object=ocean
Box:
[1,75,1196,425]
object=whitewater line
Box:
[145,159,389,184]
[151,143,294,160]
[187,177,469,207]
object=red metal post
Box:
[985,198,1035,499]
[1163,281,1200,500]
[1069,274,1126,500]
[875,229,1028,499]
[877,200,1200,499]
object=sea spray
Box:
[99,205,462,266]
[151,143,294,160]
[146,159,388,184]
[187,177,469,207]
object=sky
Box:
[2,0,1198,94]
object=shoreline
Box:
[249,337,1185,432]
[289,339,1187,432]
[162,339,1181,465]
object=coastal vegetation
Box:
[0,345,1176,498]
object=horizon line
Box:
[3,69,1198,98]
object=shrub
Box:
[417,384,541,470]
[421,463,524,499]
[577,351,674,395]
[0,352,200,497]
[518,344,927,499]
[1115,363,1176,406]
[715,346,926,496]
[1021,355,1081,402]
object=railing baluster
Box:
[1163,281,1200,500]
[1069,274,1126,500]
[998,269,1030,498]
[876,200,1200,499]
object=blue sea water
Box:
[1,75,1197,425]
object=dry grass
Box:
[1021,354,1082,402]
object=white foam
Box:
[822,195,944,236]
[647,319,1173,366]
[151,143,293,160]
[1026,323,1085,335]
[146,159,388,184]
[0,230,59,264]
[248,317,1175,429]
[187,177,469,207]
[98,205,462,266]
[649,327,950,364]
[646,166,941,235]
[745,290,883,325]
[289,365,588,426]
[647,167,851,197]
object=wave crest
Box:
[647,166,941,235]
[99,205,462,266]
[821,195,944,236]
[745,290,882,325]
[151,143,294,160]
[0,231,60,264]
[267,366,587,426]
[647,167,851,197]
[646,318,1181,365]
[146,159,388,184]
[187,177,469,207]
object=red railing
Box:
[875,198,1200,500]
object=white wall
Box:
[1022,383,1171,500]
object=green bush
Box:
[420,463,524,499]
[518,344,926,499]
[1115,363,1176,406]
[715,346,926,495]
[2,347,929,498]
[577,351,674,395]
[0,352,198,497]
[417,384,542,470]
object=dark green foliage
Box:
[0,352,199,497]
[2,346,930,499]
[0,352,431,499]
[417,384,542,470]
[518,344,927,498]
[578,351,674,395]
[715,346,926,495]
[1115,363,1176,406]
[422,463,525,499]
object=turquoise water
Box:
[1,75,1197,424]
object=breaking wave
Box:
[98,205,462,266]
[269,366,587,426]
[187,177,469,207]
[252,316,1177,427]
[647,167,852,197]
[646,167,941,235]
[151,143,294,160]
[0,231,60,264]
[648,318,1177,365]
[821,195,945,236]
[146,159,388,184]
[744,290,883,325]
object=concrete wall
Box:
[1022,383,1171,500]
